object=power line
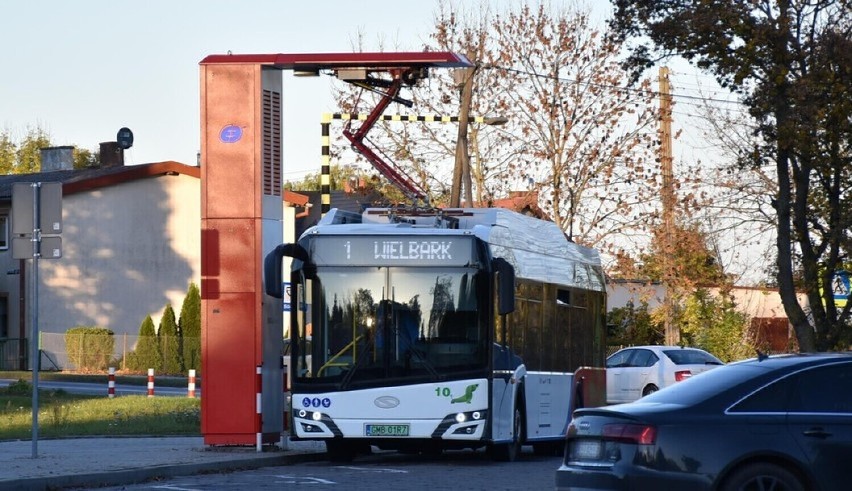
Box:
[487,64,746,107]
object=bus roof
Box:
[301,207,605,292]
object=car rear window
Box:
[663,349,722,365]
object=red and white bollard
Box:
[108,367,116,399]
[187,369,196,398]
[147,368,155,398]
[256,365,262,452]
[281,371,290,451]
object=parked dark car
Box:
[556,352,852,491]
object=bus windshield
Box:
[295,265,488,389]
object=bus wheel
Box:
[326,440,356,462]
[491,403,524,462]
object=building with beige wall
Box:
[0,160,201,369]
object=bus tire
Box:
[490,397,524,462]
[325,440,356,462]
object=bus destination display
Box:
[311,236,474,267]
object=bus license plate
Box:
[573,440,601,459]
[365,424,410,437]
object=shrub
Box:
[4,379,32,396]
[126,315,162,372]
[64,327,115,372]
[159,304,182,375]
[678,288,753,362]
[179,282,201,372]
[607,301,663,346]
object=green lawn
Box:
[0,379,200,440]
[0,370,198,388]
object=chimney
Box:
[99,141,124,167]
[40,146,75,172]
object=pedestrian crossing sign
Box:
[831,270,850,308]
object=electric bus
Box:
[264,207,606,461]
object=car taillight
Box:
[601,423,657,444]
[675,370,692,382]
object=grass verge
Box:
[0,380,200,440]
[0,370,198,388]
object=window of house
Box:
[0,216,7,250]
[0,295,7,338]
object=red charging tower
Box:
[199,52,471,445]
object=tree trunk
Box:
[774,116,816,352]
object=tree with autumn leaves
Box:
[612,222,755,361]
[610,0,852,351]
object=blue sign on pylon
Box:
[282,282,291,311]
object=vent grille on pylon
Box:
[262,89,282,196]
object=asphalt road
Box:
[90,447,563,490]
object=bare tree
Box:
[687,90,780,285]
[484,3,658,249]
[333,1,660,256]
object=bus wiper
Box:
[406,344,441,381]
[339,335,374,390]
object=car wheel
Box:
[642,384,658,397]
[721,462,805,491]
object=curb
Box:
[0,450,327,491]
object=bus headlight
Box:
[312,411,323,421]
[472,411,481,420]
[298,409,307,418]
[455,413,466,424]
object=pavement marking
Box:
[334,466,408,473]
[274,475,337,484]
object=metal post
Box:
[30,183,41,458]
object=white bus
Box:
[264,207,607,461]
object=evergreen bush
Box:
[159,304,182,375]
[126,315,161,372]
[64,326,115,372]
[179,282,201,372]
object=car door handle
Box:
[802,427,832,439]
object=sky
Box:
[1,0,443,181]
[2,0,719,179]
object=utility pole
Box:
[659,66,678,345]
[451,61,477,207]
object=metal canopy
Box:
[199,51,472,69]
[200,51,473,206]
